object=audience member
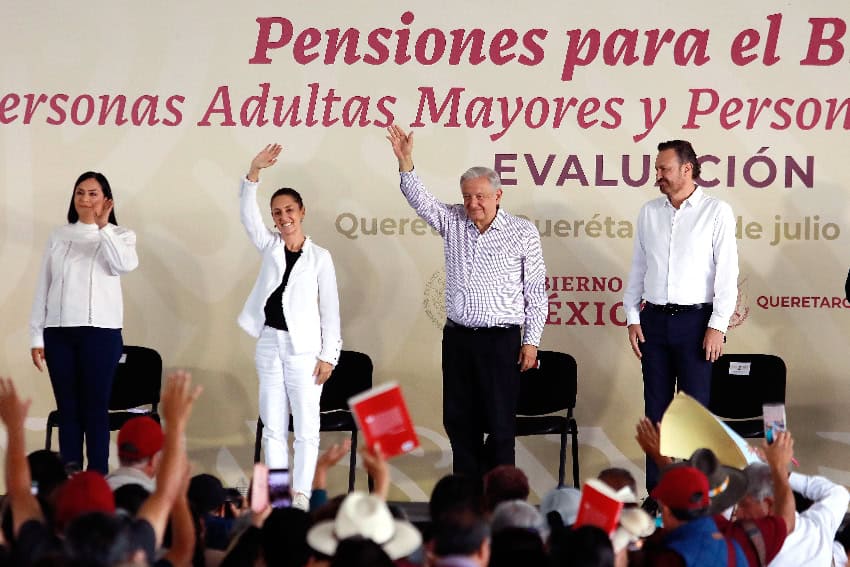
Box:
[307,492,421,562]
[482,465,529,514]
[489,527,546,567]
[598,467,638,501]
[107,415,163,492]
[489,499,548,542]
[733,433,849,566]
[540,486,581,528]
[430,507,490,567]
[637,465,747,565]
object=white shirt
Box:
[237,178,342,365]
[30,222,138,348]
[400,171,547,345]
[769,473,850,567]
[622,187,739,333]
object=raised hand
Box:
[94,199,114,229]
[0,377,31,431]
[385,124,414,172]
[248,144,283,181]
[160,370,203,431]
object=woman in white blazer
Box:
[30,171,138,474]
[238,144,342,510]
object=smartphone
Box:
[763,403,787,444]
[250,463,269,513]
[268,468,292,509]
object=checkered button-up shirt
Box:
[400,171,547,346]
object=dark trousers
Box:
[442,322,521,478]
[640,307,713,490]
[43,327,123,474]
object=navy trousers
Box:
[640,306,713,490]
[43,326,123,474]
[442,322,521,478]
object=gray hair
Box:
[490,500,549,541]
[459,167,502,191]
[744,463,774,501]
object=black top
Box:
[263,247,302,331]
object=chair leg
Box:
[570,423,580,488]
[558,430,567,488]
[253,417,263,464]
[45,424,53,451]
[348,431,358,493]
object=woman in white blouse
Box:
[30,172,138,474]
[237,144,342,511]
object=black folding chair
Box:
[511,350,580,488]
[709,353,786,438]
[45,345,162,450]
[254,350,373,492]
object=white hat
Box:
[610,508,656,553]
[306,492,422,559]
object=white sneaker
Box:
[292,492,310,511]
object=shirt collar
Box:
[664,186,704,209]
[467,208,505,233]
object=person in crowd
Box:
[30,171,139,474]
[237,144,343,511]
[0,371,201,566]
[306,492,422,563]
[636,417,792,566]
[623,140,738,492]
[733,435,849,566]
[638,465,747,565]
[482,465,529,515]
[598,467,639,501]
[429,507,490,567]
[107,415,163,492]
[386,124,547,477]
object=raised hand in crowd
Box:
[313,439,353,493]
[761,430,796,532]
[386,124,414,172]
[247,143,282,182]
[360,443,390,499]
[0,377,43,535]
[138,370,203,546]
[635,416,673,469]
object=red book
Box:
[348,382,419,459]
[574,479,625,536]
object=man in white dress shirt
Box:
[623,140,739,491]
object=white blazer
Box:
[237,178,342,365]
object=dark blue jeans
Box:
[44,326,123,474]
[442,323,521,478]
[640,307,713,491]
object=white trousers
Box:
[255,326,323,496]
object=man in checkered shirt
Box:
[386,125,548,477]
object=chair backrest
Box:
[516,350,577,416]
[109,346,163,412]
[709,354,786,420]
[319,350,374,412]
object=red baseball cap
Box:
[650,466,710,512]
[118,416,163,460]
[55,471,116,530]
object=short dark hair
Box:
[270,187,304,209]
[67,171,118,225]
[658,140,701,180]
[432,508,490,557]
